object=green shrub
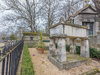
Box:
[55,43,58,48]
[90,48,100,59]
[97,50,100,58]
[42,40,50,42]
[44,46,49,50]
[90,48,97,58]
[27,44,34,48]
[55,44,70,52]
[76,46,80,54]
[36,31,46,48]
[10,34,17,40]
[66,44,70,52]
[2,37,5,40]
[75,47,100,59]
[27,43,38,48]
[36,42,45,48]
[22,45,35,75]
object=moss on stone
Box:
[81,68,100,75]
[67,53,89,62]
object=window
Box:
[72,19,74,24]
[30,37,33,40]
[82,22,94,35]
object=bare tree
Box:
[40,0,84,33]
[93,0,100,30]
[41,0,60,33]
[93,0,100,13]
[1,0,44,32]
[59,0,84,20]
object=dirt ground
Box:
[29,48,100,75]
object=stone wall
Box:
[97,32,100,44]
[24,36,50,49]
[74,15,82,25]
[89,32,100,49]
[72,14,99,36]
[24,36,39,45]
[50,23,87,38]
[50,25,63,36]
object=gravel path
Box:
[29,48,100,75]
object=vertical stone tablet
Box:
[57,38,66,63]
[81,39,89,58]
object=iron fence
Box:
[0,39,24,75]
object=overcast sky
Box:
[0,0,93,34]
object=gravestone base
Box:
[48,55,91,70]
[81,69,100,75]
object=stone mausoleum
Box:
[69,4,100,48]
[69,4,99,36]
[48,18,90,69]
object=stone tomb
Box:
[48,18,90,69]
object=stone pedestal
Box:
[57,38,66,63]
[49,39,56,56]
[81,39,89,58]
[70,39,76,54]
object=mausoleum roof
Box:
[50,22,88,29]
[70,4,97,17]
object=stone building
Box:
[48,18,90,69]
[69,4,100,48]
[69,4,99,36]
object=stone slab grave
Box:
[49,18,90,70]
[80,68,100,75]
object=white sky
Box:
[0,0,93,33]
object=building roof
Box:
[49,22,88,29]
[70,4,97,18]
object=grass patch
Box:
[22,45,35,75]
[67,53,88,62]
